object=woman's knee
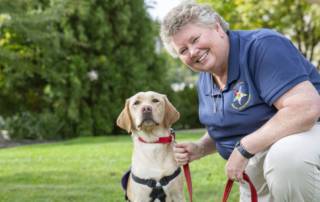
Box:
[263,133,320,201]
[264,144,303,189]
[264,136,305,176]
[264,130,320,176]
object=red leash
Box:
[183,166,257,202]
[183,164,193,202]
[222,172,257,202]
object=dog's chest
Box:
[129,137,185,202]
[132,143,177,177]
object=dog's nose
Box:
[142,105,152,113]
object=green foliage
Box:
[0,0,61,116]
[0,0,172,139]
[173,86,202,129]
[198,0,320,69]
[159,49,201,130]
[4,112,63,140]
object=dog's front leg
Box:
[130,185,153,202]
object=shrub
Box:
[4,112,63,140]
[172,86,202,129]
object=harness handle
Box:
[222,172,257,202]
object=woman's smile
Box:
[196,50,209,64]
[171,23,229,76]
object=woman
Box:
[160,2,320,202]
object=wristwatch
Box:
[235,141,255,159]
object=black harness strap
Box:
[131,167,181,202]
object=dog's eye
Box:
[152,98,159,103]
[133,100,140,105]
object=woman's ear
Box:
[215,22,225,38]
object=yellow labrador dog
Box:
[117,91,185,202]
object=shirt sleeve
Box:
[251,35,309,106]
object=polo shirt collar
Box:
[203,30,240,96]
[226,30,240,89]
[203,73,220,96]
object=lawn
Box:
[0,131,239,202]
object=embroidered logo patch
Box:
[231,81,251,110]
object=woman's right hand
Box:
[173,142,204,165]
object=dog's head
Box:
[117,91,180,133]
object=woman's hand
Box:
[225,148,249,183]
[173,142,204,166]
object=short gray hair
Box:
[160,1,229,57]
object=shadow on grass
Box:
[0,135,133,150]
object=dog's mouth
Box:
[138,118,159,128]
[138,112,159,128]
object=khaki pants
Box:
[240,123,320,202]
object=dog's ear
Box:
[163,95,180,128]
[117,99,134,133]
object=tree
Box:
[0,0,61,115]
[0,0,171,139]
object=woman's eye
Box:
[133,100,140,105]
[192,36,199,43]
[152,98,159,103]
[180,48,187,55]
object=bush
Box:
[0,116,5,129]
[172,86,202,129]
[4,112,63,140]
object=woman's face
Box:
[171,23,229,75]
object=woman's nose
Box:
[189,46,198,59]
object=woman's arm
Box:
[226,80,320,182]
[241,80,320,154]
[195,131,216,156]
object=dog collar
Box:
[138,135,174,144]
[138,129,175,144]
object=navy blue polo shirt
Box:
[197,29,320,160]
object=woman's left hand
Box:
[225,148,249,183]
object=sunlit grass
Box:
[0,131,239,202]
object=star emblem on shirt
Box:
[233,88,248,105]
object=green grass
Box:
[0,132,239,202]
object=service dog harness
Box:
[121,130,193,202]
[132,167,181,202]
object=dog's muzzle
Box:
[138,111,158,127]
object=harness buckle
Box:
[146,179,156,188]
